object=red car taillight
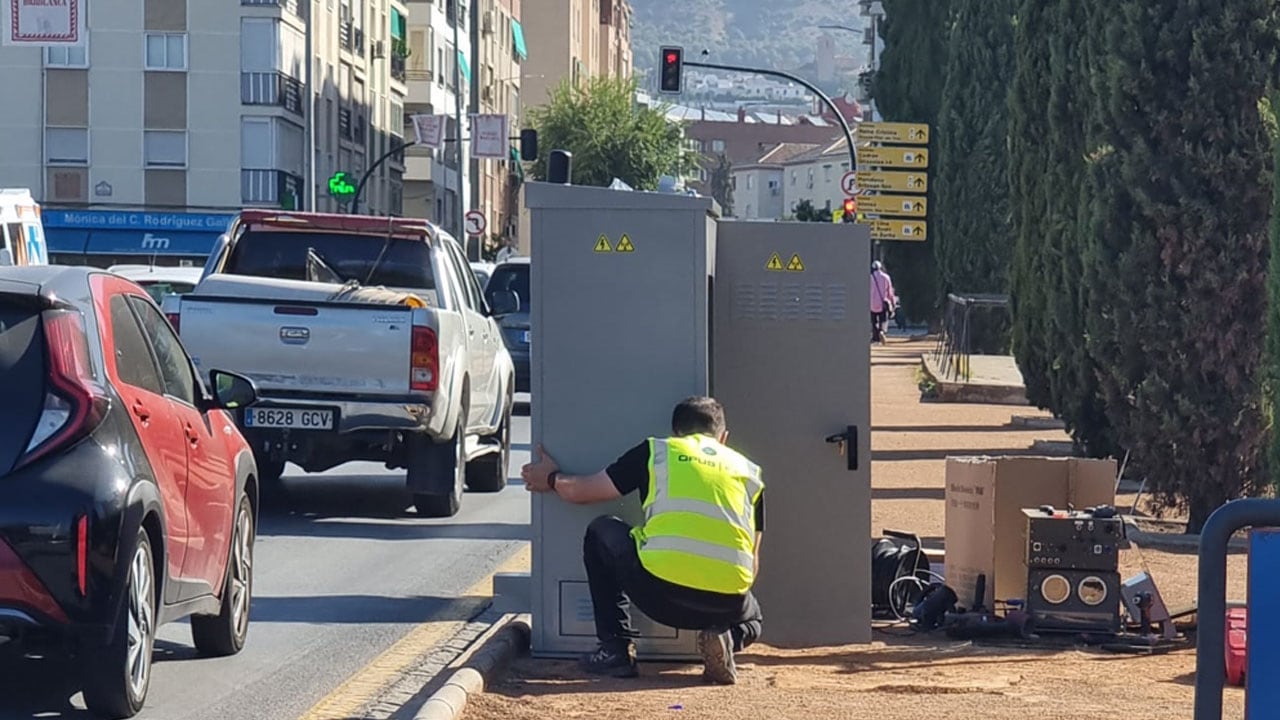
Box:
[410,326,438,392]
[15,310,109,470]
[76,514,89,596]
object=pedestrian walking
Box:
[520,397,765,685]
[870,260,897,344]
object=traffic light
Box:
[842,197,857,223]
[659,46,683,93]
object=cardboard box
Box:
[944,456,1116,609]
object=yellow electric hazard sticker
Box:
[787,254,806,272]
[766,252,784,271]
[594,234,612,253]
[616,234,635,253]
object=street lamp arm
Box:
[351,140,417,215]
[349,135,530,215]
[684,60,858,172]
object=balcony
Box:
[241,72,304,118]
[242,0,305,19]
[242,169,304,209]
[391,53,407,83]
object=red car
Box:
[0,266,260,718]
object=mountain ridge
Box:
[628,0,866,75]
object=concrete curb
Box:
[412,614,531,720]
[919,355,1029,406]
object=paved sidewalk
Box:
[463,338,1245,720]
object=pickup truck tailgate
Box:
[181,297,416,396]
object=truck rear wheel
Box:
[409,421,465,518]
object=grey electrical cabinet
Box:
[527,182,718,659]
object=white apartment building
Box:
[468,0,524,251]
[781,139,853,218]
[0,0,407,264]
[730,143,822,220]
[402,0,472,239]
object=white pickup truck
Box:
[161,210,516,517]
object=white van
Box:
[0,189,49,266]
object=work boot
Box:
[697,629,737,685]
[580,640,639,678]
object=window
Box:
[145,131,188,168]
[241,118,272,170]
[240,19,277,72]
[442,240,481,311]
[711,139,725,153]
[224,230,437,290]
[130,297,198,406]
[45,128,89,165]
[746,175,754,190]
[109,296,164,395]
[46,39,88,68]
[145,33,187,70]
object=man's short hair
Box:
[671,396,727,437]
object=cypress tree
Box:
[933,0,1016,351]
[1046,0,1116,456]
[1082,0,1275,531]
[1265,92,1280,489]
[1007,0,1054,408]
[873,0,950,325]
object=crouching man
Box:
[521,397,764,684]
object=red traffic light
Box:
[659,46,684,93]
[843,198,857,213]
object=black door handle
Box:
[825,425,859,471]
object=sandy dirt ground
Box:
[467,338,1247,720]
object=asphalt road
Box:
[0,407,533,720]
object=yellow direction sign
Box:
[859,146,929,168]
[857,122,930,145]
[766,252,785,271]
[594,234,613,252]
[616,234,635,252]
[869,219,928,241]
[859,194,928,218]
[855,171,928,193]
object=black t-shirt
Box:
[605,441,765,532]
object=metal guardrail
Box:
[930,293,1009,381]
[1194,499,1280,720]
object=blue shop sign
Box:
[43,210,234,257]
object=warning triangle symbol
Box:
[616,234,635,253]
[786,254,806,272]
[766,252,784,271]
[594,234,613,253]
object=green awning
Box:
[458,51,471,82]
[391,8,405,39]
[511,19,528,60]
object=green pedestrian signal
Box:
[328,172,356,200]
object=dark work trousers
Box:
[583,515,763,652]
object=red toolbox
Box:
[1227,607,1248,687]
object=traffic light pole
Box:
[683,60,859,172]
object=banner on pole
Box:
[4,0,84,46]
[469,114,510,159]
[409,114,446,148]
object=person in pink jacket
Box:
[870,261,897,344]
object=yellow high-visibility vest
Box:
[631,435,764,595]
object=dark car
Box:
[0,266,260,719]
[483,257,530,392]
